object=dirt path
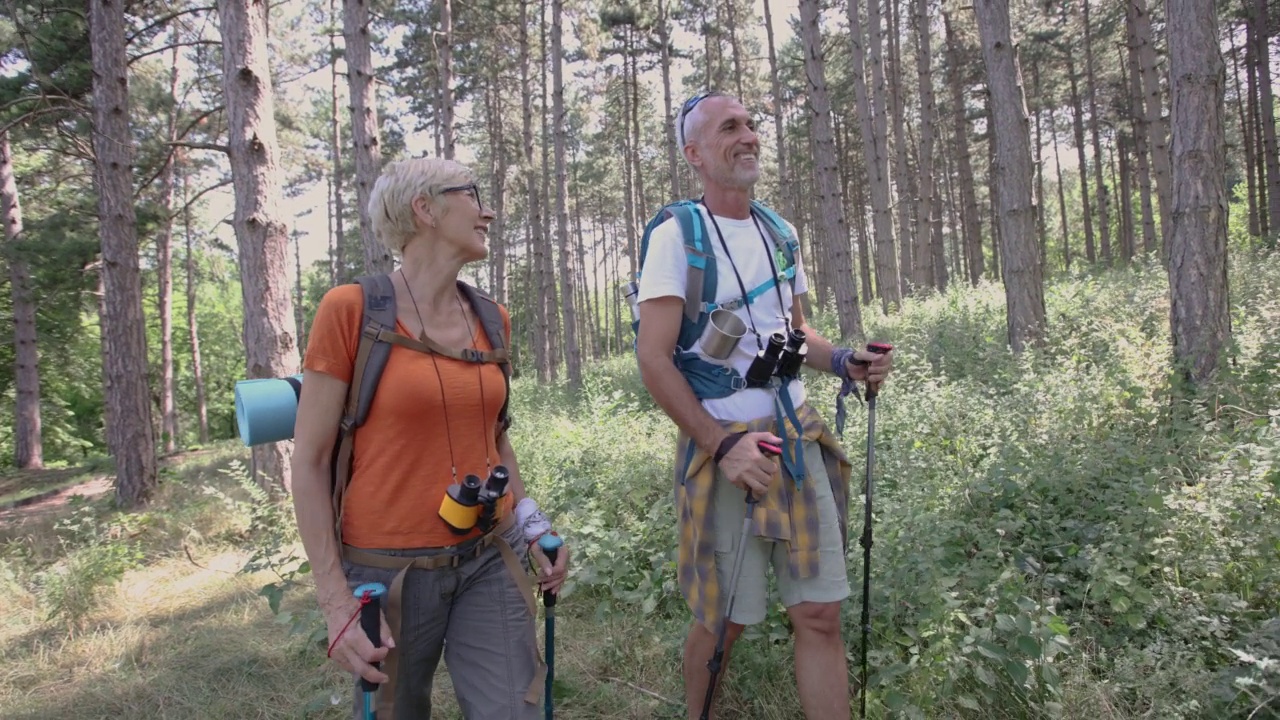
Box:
[0,476,113,530]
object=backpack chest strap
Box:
[370,324,511,365]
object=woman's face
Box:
[433,182,495,262]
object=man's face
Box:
[685,96,760,191]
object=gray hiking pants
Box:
[342,519,541,719]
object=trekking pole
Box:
[858,342,893,719]
[699,440,780,720]
[538,533,564,720]
[353,582,387,720]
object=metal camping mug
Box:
[702,308,747,360]
[623,281,641,323]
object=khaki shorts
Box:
[713,440,850,625]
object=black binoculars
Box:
[745,328,808,387]
[438,465,511,535]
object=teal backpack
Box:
[633,198,801,397]
[634,199,809,479]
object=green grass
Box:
[1,253,1278,719]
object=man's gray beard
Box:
[710,166,760,191]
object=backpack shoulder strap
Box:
[333,273,397,545]
[750,201,800,268]
[350,274,398,427]
[639,200,718,349]
[457,281,514,436]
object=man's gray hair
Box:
[674,91,727,160]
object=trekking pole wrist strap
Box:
[515,497,553,544]
[831,347,857,380]
[714,432,746,465]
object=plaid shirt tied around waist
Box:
[674,402,852,632]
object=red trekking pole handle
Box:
[862,342,893,400]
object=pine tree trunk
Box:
[294,231,306,348]
[487,73,509,304]
[519,0,548,381]
[329,0,346,284]
[2,131,42,469]
[439,0,455,159]
[620,66,638,279]
[91,0,157,505]
[551,0,579,386]
[1167,0,1230,384]
[344,0,392,275]
[940,131,963,282]
[854,173,875,304]
[943,11,984,286]
[1083,0,1112,263]
[1129,0,1173,254]
[220,0,300,491]
[887,0,916,294]
[628,34,647,222]
[1049,102,1071,268]
[1248,30,1269,237]
[1253,0,1280,249]
[1229,36,1260,240]
[848,0,901,311]
[915,0,945,292]
[763,0,791,220]
[973,0,1046,352]
[986,114,1001,278]
[725,0,746,101]
[539,0,559,381]
[158,35,180,454]
[658,0,678,198]
[1032,61,1047,269]
[800,0,862,339]
[1118,133,1136,262]
[1065,47,1097,263]
[180,160,209,443]
[1126,11,1159,255]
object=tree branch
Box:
[178,104,224,141]
[0,105,78,136]
[127,6,217,44]
[169,141,229,154]
[176,178,234,218]
[128,40,221,65]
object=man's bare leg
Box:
[788,601,849,720]
[683,618,746,720]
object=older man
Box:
[634,92,894,719]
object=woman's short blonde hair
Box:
[368,157,476,254]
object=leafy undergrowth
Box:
[0,254,1277,719]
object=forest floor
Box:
[0,446,703,720]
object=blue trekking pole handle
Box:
[354,582,387,720]
[538,533,563,720]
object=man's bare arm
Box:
[635,296,780,495]
[636,296,731,456]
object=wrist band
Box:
[831,347,856,380]
[713,432,746,465]
[529,529,559,550]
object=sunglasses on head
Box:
[679,92,716,142]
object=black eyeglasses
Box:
[679,92,716,143]
[440,183,484,209]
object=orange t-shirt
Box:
[304,283,513,549]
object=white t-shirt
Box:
[637,204,809,422]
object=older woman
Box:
[291,157,568,719]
